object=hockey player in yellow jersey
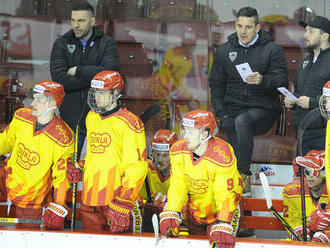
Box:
[0,81,73,230]
[141,129,178,231]
[159,110,243,248]
[283,151,330,243]
[67,70,148,232]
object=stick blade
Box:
[259,172,273,209]
[152,214,159,245]
[140,104,161,124]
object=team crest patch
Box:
[67,44,76,53]
[302,60,308,69]
[229,52,237,62]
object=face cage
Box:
[88,88,115,114]
[319,95,330,120]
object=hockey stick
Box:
[139,103,161,203]
[326,121,330,207]
[152,213,166,246]
[0,217,43,225]
[296,108,322,241]
[70,124,79,230]
[259,172,302,241]
[71,99,89,230]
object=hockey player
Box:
[159,110,242,248]
[283,151,330,242]
[0,81,73,229]
[140,129,178,231]
[66,70,148,232]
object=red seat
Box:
[112,18,161,44]
[96,0,143,19]
[165,20,208,46]
[1,15,56,68]
[273,22,305,47]
[44,0,82,19]
[149,0,196,21]
[117,43,153,77]
[252,134,297,164]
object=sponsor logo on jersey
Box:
[16,143,40,170]
[185,174,209,194]
[88,132,111,153]
[213,146,231,163]
[56,124,69,143]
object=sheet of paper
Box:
[235,63,253,82]
[277,87,297,101]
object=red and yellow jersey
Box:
[0,108,73,208]
[140,160,170,201]
[82,107,148,206]
[283,179,328,229]
[166,137,243,225]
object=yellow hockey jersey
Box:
[0,108,73,208]
[283,179,328,230]
[82,107,148,206]
[140,160,170,201]
[166,137,243,225]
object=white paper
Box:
[235,63,253,82]
[277,87,297,100]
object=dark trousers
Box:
[222,108,280,175]
[302,135,325,155]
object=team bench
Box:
[0,190,286,233]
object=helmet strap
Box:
[193,132,211,155]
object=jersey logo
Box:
[185,174,209,194]
[213,146,231,163]
[56,124,69,143]
[303,60,308,69]
[67,44,76,53]
[16,143,40,170]
[229,52,237,62]
[88,132,112,153]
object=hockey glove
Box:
[66,160,84,183]
[311,232,330,243]
[159,211,180,236]
[209,223,235,248]
[308,204,330,232]
[107,197,134,233]
[43,202,68,230]
[145,192,167,214]
[291,226,311,241]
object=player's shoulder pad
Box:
[115,108,144,133]
[283,179,301,196]
[14,107,34,123]
[45,116,74,146]
[204,137,235,167]
[170,138,187,153]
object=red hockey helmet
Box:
[152,129,178,151]
[182,110,217,135]
[295,151,325,177]
[33,81,65,107]
[90,71,124,92]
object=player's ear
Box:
[201,129,209,139]
[47,98,57,108]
